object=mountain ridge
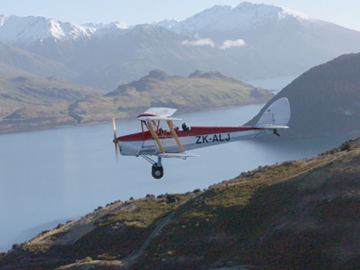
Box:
[0,3,360,90]
[160,2,319,36]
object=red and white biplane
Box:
[112,97,290,179]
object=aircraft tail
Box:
[254,97,291,129]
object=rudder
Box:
[255,97,291,128]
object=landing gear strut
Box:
[151,156,164,179]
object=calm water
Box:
[0,76,355,252]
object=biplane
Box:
[112,97,290,179]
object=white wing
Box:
[137,107,181,121]
[157,153,199,158]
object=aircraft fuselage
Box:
[117,126,270,156]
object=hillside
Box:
[69,70,273,123]
[0,41,76,79]
[1,137,359,269]
[246,52,360,138]
[0,75,103,133]
[0,70,272,133]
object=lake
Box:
[0,76,356,252]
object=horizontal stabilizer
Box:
[157,153,200,158]
[255,124,289,129]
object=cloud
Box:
[219,39,246,50]
[181,38,215,47]
[181,38,246,50]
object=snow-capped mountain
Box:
[92,22,132,39]
[0,2,359,91]
[158,2,318,36]
[0,15,95,44]
[155,19,180,30]
[0,15,136,45]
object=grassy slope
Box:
[0,75,101,106]
[0,75,103,133]
[1,139,360,269]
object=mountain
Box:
[158,2,360,81]
[1,137,359,269]
[69,69,273,123]
[0,41,76,79]
[246,52,360,138]
[0,15,95,63]
[69,25,229,90]
[1,2,360,90]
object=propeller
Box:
[112,117,118,161]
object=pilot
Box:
[182,123,190,131]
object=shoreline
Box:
[0,100,270,135]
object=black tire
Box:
[151,164,164,179]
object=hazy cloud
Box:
[181,38,215,47]
[219,39,246,50]
[181,38,246,50]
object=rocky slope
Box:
[246,52,360,138]
[1,137,360,269]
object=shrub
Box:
[340,142,352,151]
[166,194,180,203]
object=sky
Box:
[1,0,360,31]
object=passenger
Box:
[182,123,190,131]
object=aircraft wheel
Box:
[151,164,164,179]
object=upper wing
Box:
[137,107,181,121]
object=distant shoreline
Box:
[0,100,270,135]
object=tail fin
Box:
[255,97,290,129]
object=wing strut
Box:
[167,120,185,153]
[146,121,165,153]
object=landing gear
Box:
[142,156,164,179]
[152,156,164,179]
[151,164,164,179]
